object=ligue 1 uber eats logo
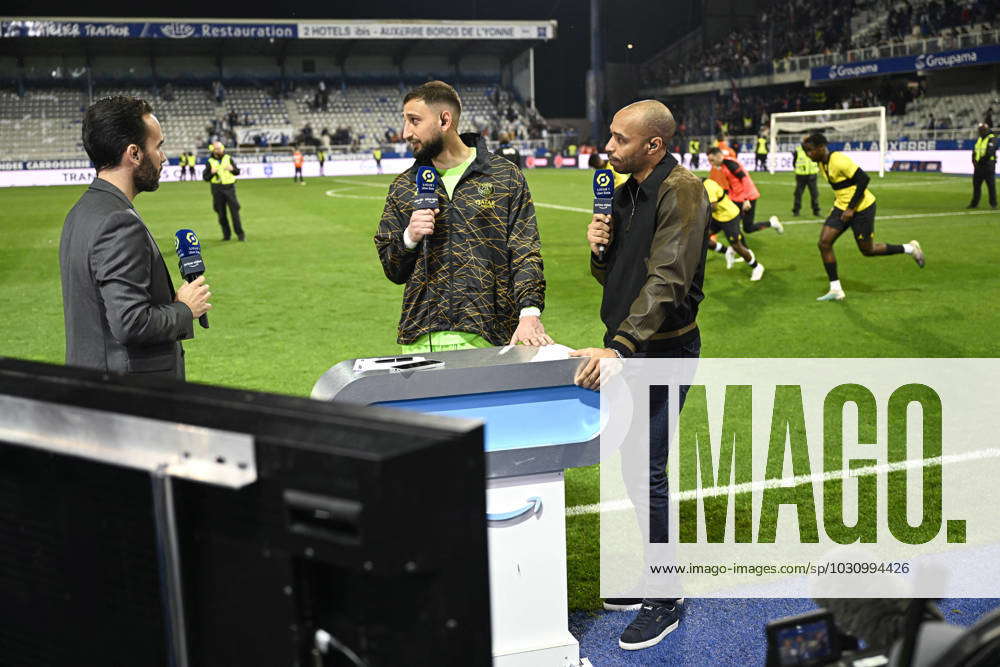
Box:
[674,382,965,546]
[596,171,611,189]
[173,231,199,251]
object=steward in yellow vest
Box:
[970,122,997,209]
[688,138,701,169]
[202,142,246,241]
[755,135,769,171]
[791,144,821,216]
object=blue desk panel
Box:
[376,385,599,452]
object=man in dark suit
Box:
[60,96,212,379]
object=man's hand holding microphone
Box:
[590,167,615,261]
[405,207,439,245]
[588,213,613,258]
[174,229,213,328]
[176,276,212,320]
[573,167,620,389]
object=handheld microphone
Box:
[593,168,614,261]
[414,166,440,264]
[173,229,209,329]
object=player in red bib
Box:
[707,146,783,236]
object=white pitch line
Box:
[778,209,996,226]
[324,188,384,201]
[535,202,592,214]
[328,178,390,189]
[565,447,1000,518]
[324,183,995,225]
[752,177,965,188]
[531,204,994,226]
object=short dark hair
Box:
[706,146,722,156]
[803,132,828,147]
[82,96,154,172]
[403,81,462,120]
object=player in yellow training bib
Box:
[703,178,765,281]
[802,133,925,302]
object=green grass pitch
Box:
[1,168,997,610]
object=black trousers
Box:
[755,153,767,171]
[211,184,244,239]
[736,198,763,234]
[971,166,997,207]
[793,174,820,214]
[689,153,699,169]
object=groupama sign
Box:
[813,44,1000,81]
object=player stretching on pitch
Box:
[802,133,925,302]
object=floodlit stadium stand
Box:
[0,87,86,160]
[0,83,543,162]
[639,0,999,87]
[889,90,997,137]
[288,84,531,147]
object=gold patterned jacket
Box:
[374,133,545,345]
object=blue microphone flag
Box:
[174,229,205,278]
[593,169,614,215]
[414,166,439,210]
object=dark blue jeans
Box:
[620,333,701,601]
[629,334,701,543]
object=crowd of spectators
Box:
[641,0,849,87]
[672,80,926,138]
[206,116,236,147]
[870,0,998,41]
[641,0,997,88]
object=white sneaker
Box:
[910,239,925,267]
[769,215,784,234]
[750,263,765,281]
[816,289,846,301]
[725,246,736,269]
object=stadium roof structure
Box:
[0,17,558,59]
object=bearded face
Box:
[412,131,445,163]
[133,147,162,192]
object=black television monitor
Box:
[0,357,490,666]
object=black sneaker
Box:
[603,598,643,611]
[605,595,684,611]
[619,600,681,651]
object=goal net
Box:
[769,106,887,177]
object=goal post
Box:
[769,106,887,177]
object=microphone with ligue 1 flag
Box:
[593,168,614,262]
[174,228,209,329]
[414,165,440,267]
